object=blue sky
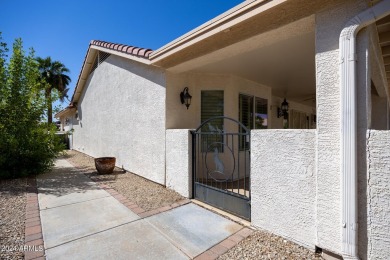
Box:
[1,0,243,110]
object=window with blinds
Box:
[201,91,224,152]
[239,94,253,132]
[201,91,224,128]
[255,97,268,129]
[239,94,268,149]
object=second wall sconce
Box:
[277,98,289,119]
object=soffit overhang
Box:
[150,0,345,69]
[376,14,390,97]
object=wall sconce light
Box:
[277,98,289,119]
[65,118,70,125]
[180,87,192,109]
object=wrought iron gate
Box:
[192,116,250,220]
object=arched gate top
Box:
[194,116,249,133]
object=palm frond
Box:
[36,56,71,122]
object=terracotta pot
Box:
[94,157,116,174]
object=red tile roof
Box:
[91,40,153,59]
[69,40,153,105]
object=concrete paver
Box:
[38,159,244,259]
[37,159,106,209]
[38,187,110,210]
[46,220,188,260]
[146,203,242,258]
[40,196,140,249]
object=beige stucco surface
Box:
[166,73,272,130]
[72,55,166,185]
[366,130,390,260]
[251,129,316,248]
[166,72,314,131]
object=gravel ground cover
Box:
[0,178,29,260]
[1,150,323,260]
[218,229,323,260]
[64,150,323,259]
[63,150,184,211]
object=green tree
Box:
[36,56,71,124]
[0,34,64,178]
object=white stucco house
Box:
[56,0,390,259]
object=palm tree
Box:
[36,57,71,124]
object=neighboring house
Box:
[56,104,77,149]
[55,1,390,259]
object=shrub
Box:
[0,35,64,178]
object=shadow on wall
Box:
[75,93,83,128]
[358,147,368,259]
[78,106,82,128]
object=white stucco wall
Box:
[366,130,390,260]
[72,54,166,185]
[251,129,316,249]
[165,129,192,198]
[315,0,368,254]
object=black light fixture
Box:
[277,98,289,119]
[180,87,192,109]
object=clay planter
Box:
[94,157,116,174]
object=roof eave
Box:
[91,45,152,66]
[70,42,152,105]
[55,106,76,119]
[149,0,287,64]
[70,44,95,104]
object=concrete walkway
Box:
[37,159,247,260]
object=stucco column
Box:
[356,27,370,260]
[314,0,368,255]
[165,129,193,198]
